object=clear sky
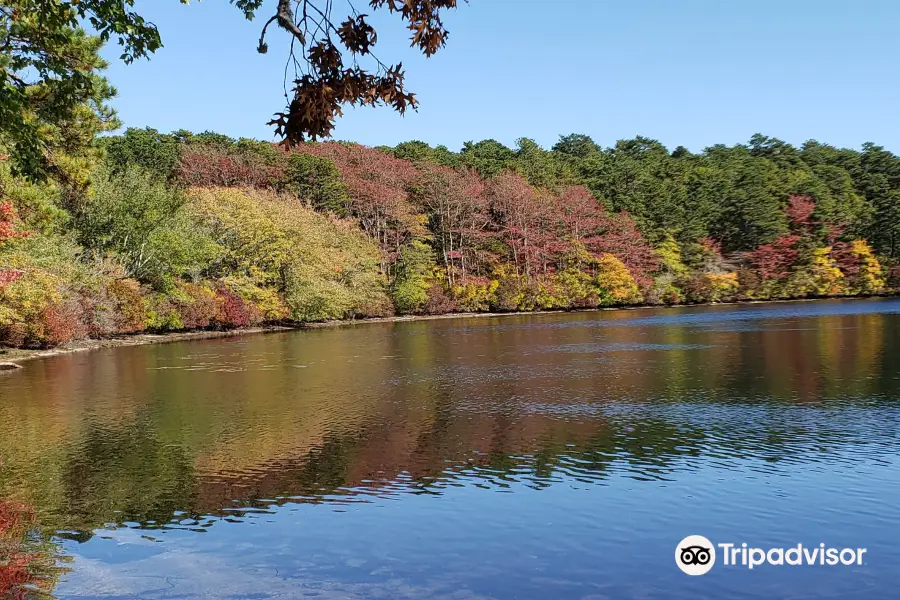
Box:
[101,0,900,153]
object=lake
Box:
[1,298,899,599]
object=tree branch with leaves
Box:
[0,0,464,181]
[249,0,461,145]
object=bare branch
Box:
[257,15,278,53]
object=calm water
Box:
[2,298,900,599]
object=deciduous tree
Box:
[412,165,487,286]
[301,142,425,275]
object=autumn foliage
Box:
[785,195,816,231]
[739,196,886,299]
[300,142,423,271]
[750,235,801,280]
[175,145,285,189]
[0,501,36,599]
[0,201,28,245]
[296,148,663,312]
[2,130,897,350]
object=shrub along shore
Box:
[4,296,895,367]
[2,129,899,350]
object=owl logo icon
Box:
[675,535,716,575]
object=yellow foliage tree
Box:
[685,272,739,303]
[802,247,845,296]
[844,240,885,294]
[554,267,594,308]
[451,278,499,312]
[704,272,740,302]
[594,254,641,305]
[188,188,390,321]
[655,234,688,276]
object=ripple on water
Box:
[0,299,899,599]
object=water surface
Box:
[2,298,899,599]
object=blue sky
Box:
[102,0,900,152]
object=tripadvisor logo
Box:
[675,535,867,575]
[676,535,716,575]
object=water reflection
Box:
[1,299,899,598]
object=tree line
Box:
[1,126,897,349]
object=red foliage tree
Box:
[589,212,659,289]
[173,283,219,330]
[412,165,489,285]
[0,270,24,286]
[750,235,800,280]
[0,201,29,245]
[699,237,723,255]
[552,185,604,262]
[482,171,557,279]
[830,240,859,278]
[552,185,658,288]
[554,186,606,241]
[39,301,84,347]
[786,195,816,231]
[301,143,424,274]
[422,282,458,314]
[215,286,253,328]
[746,197,819,282]
[175,146,285,188]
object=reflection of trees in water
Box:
[43,396,897,541]
[60,412,197,531]
[0,304,897,546]
[0,500,67,599]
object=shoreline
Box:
[2,293,896,366]
[0,326,296,366]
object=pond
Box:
[1,298,899,599]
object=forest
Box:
[1,125,898,349]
